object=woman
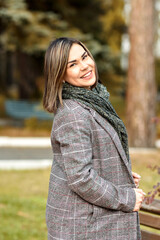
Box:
[43,37,145,240]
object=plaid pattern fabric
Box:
[62,82,130,162]
[46,100,141,240]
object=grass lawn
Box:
[0,151,159,240]
[0,169,50,240]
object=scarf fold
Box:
[62,82,130,161]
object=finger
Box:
[135,179,141,187]
[134,181,139,187]
[135,189,146,197]
[133,174,141,179]
[132,172,137,178]
[135,188,144,193]
[132,172,141,179]
[134,179,139,184]
[135,188,143,193]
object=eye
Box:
[82,53,88,60]
[69,63,76,68]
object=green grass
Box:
[0,151,159,240]
[0,169,50,240]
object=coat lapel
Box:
[79,104,135,183]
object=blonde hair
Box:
[43,37,98,113]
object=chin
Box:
[89,78,96,86]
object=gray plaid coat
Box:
[46,99,141,240]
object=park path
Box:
[0,137,159,170]
[0,137,53,170]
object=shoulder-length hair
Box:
[43,37,98,113]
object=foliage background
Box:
[0,0,129,100]
[0,0,160,111]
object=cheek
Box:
[66,68,79,81]
[89,59,95,69]
[69,68,80,79]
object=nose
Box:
[80,60,88,70]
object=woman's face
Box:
[63,43,96,89]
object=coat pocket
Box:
[88,205,100,223]
[90,204,122,222]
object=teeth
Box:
[82,71,91,78]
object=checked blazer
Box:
[46,99,141,240]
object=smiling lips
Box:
[80,70,92,79]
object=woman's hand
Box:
[132,172,141,188]
[132,172,146,211]
[133,188,146,211]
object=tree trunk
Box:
[126,0,157,147]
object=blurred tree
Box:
[0,0,126,99]
[155,0,160,93]
[155,59,160,92]
[126,0,157,147]
[99,0,126,94]
[0,0,87,98]
[26,0,105,42]
[100,0,126,52]
[39,0,126,94]
[25,0,126,94]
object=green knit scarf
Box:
[62,82,130,161]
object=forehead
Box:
[68,44,86,61]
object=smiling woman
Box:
[43,38,98,113]
[43,37,145,240]
[64,44,96,89]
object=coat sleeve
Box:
[54,108,136,213]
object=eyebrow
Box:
[67,51,87,64]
